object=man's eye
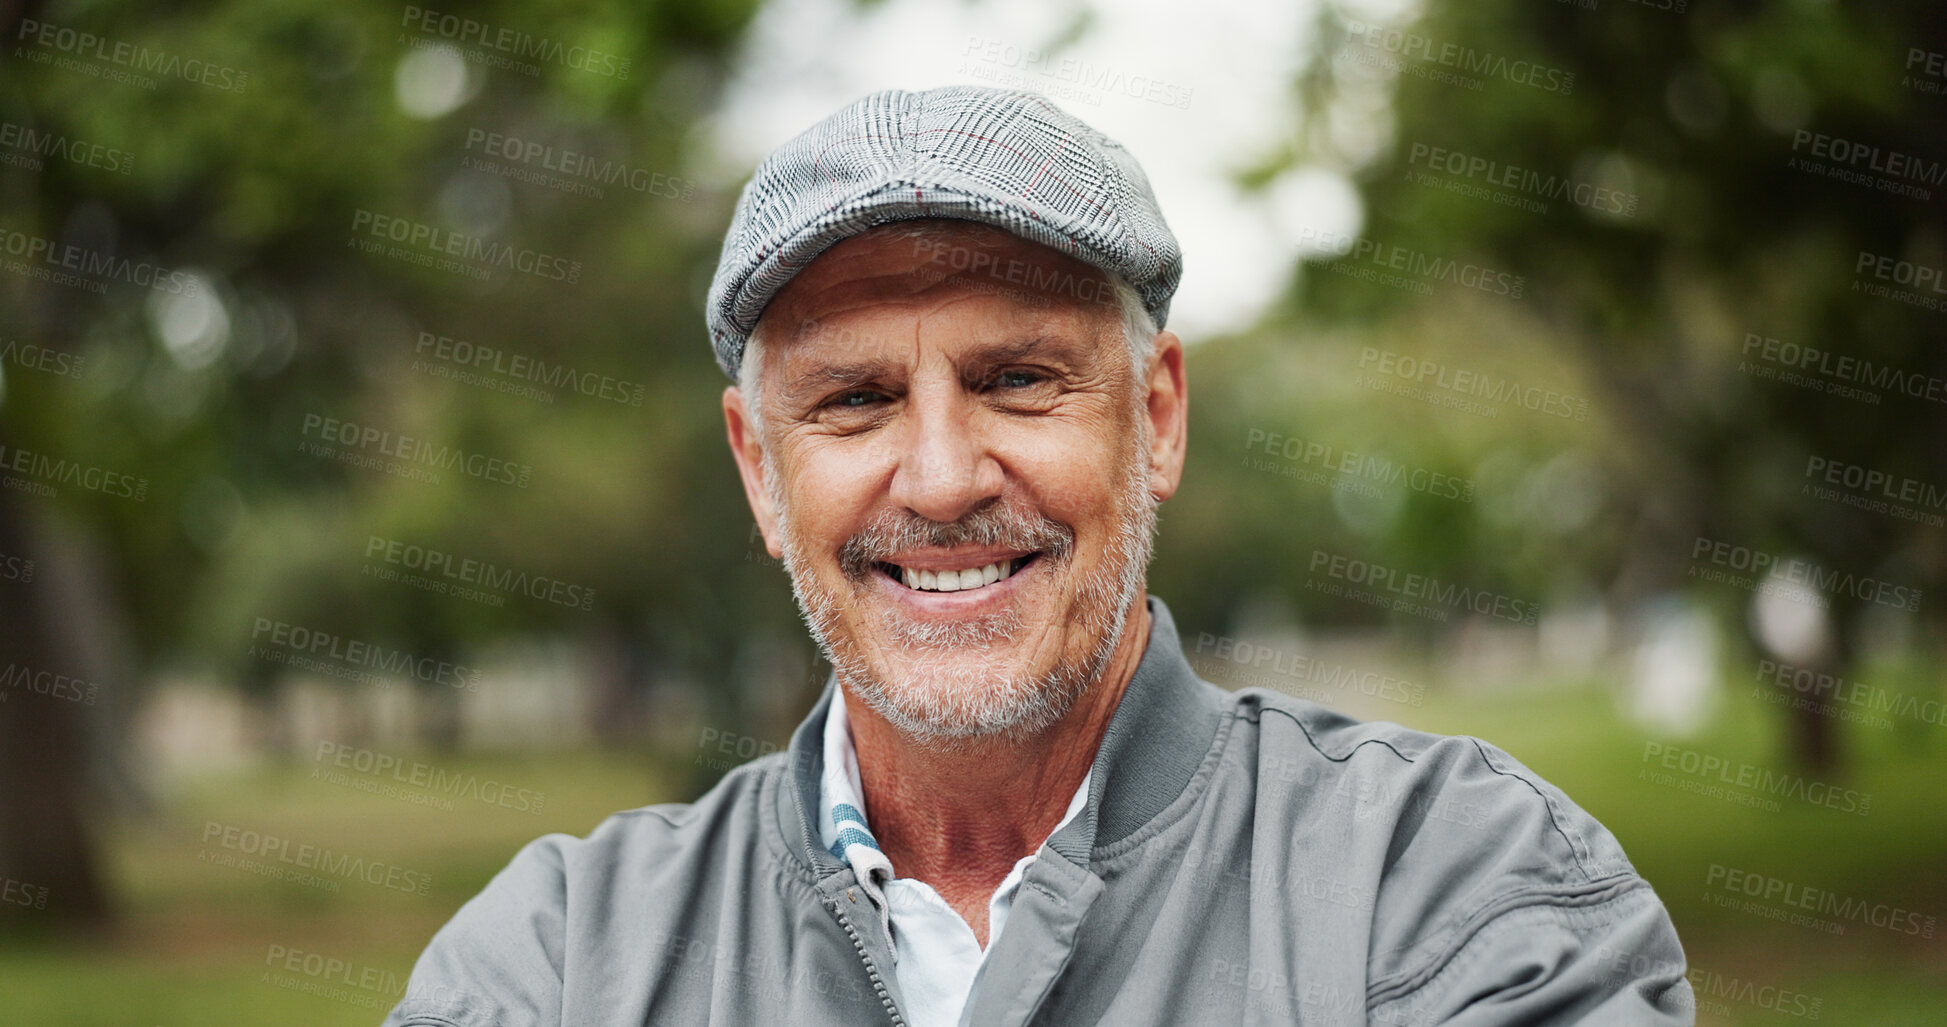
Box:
[993,370,1044,389]
[829,390,882,408]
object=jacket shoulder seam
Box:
[1463,736,1598,882]
[1256,702,1421,767]
[1256,703,1603,881]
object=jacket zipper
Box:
[830,898,906,1026]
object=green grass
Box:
[1,683,1941,1025]
[2,748,674,1027]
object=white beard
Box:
[767,421,1158,745]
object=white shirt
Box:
[818,687,1092,1027]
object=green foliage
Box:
[1,0,773,688]
[1166,0,1947,653]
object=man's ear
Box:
[724,385,784,559]
[1142,329,1188,502]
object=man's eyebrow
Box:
[780,357,904,400]
[964,332,1095,369]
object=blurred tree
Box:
[0,0,772,930]
[1255,0,1947,770]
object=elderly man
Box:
[386,86,1693,1026]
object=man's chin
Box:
[846,659,1082,743]
[872,643,1035,682]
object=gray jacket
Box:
[384,597,1693,1026]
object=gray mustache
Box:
[838,499,1076,580]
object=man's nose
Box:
[887,387,1004,524]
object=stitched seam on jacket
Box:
[1256,703,1596,880]
[1254,702,1421,765]
[1022,878,1067,905]
[752,752,834,886]
[1466,736,1593,881]
[1000,877,1097,1027]
[1364,876,1650,1007]
[752,759,848,903]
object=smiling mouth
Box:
[875,553,1041,593]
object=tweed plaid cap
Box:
[705,85,1183,378]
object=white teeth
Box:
[897,558,1021,592]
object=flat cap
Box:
[705,85,1182,378]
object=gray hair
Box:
[738,221,1158,438]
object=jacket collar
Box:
[777,594,1227,877]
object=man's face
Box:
[725,222,1181,743]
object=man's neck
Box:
[842,596,1152,944]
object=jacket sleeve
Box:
[1370,879,1695,1026]
[381,834,573,1027]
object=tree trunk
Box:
[0,483,110,932]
